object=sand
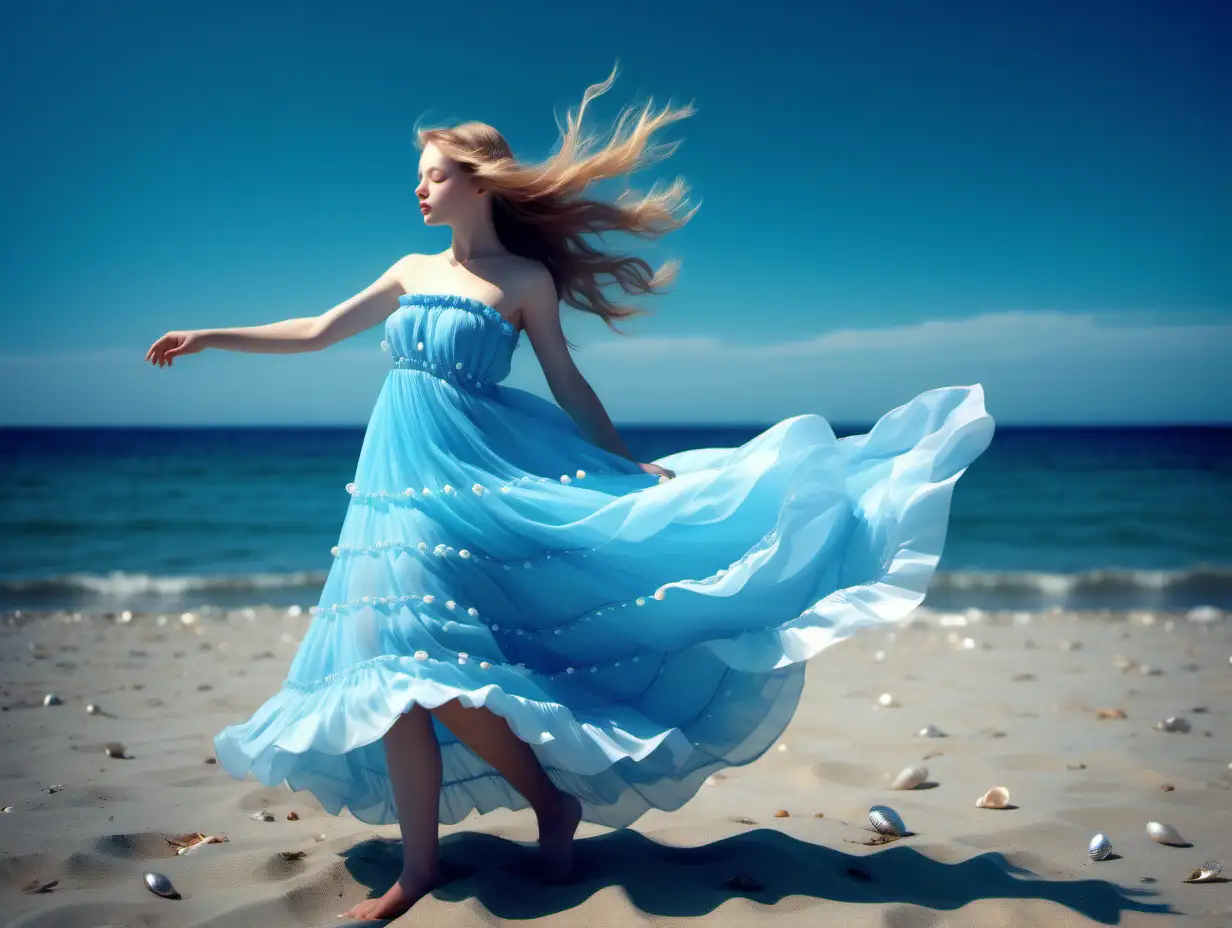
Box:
[2,602,1229,927]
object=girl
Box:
[146,64,994,921]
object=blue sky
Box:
[1,0,1227,426]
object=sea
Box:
[2,425,1229,615]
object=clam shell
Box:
[1146,821,1185,845]
[105,742,127,758]
[249,809,275,822]
[143,871,180,899]
[868,804,907,837]
[889,765,929,790]
[1089,833,1112,861]
[975,786,1010,809]
[1182,859,1223,883]
[42,694,61,706]
[916,724,946,738]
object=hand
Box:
[640,462,676,481]
[146,330,208,367]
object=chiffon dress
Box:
[213,291,995,828]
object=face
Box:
[415,142,479,226]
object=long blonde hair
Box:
[413,61,699,338]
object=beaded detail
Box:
[390,352,498,394]
[398,292,519,339]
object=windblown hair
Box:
[413,61,699,339]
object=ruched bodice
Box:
[380,293,521,395]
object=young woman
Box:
[147,64,994,921]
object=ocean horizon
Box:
[3,423,1229,614]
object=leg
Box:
[341,704,446,921]
[430,698,583,883]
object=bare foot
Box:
[536,791,583,884]
[338,869,441,921]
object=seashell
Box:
[917,724,946,738]
[286,811,299,820]
[877,693,900,708]
[42,693,61,706]
[43,784,64,793]
[1096,707,1126,720]
[975,786,1010,809]
[1146,821,1186,845]
[774,809,789,817]
[143,871,180,898]
[85,703,101,715]
[249,809,275,822]
[1154,716,1190,733]
[104,742,128,758]
[1089,833,1112,860]
[1182,859,1223,883]
[868,804,907,836]
[2,806,12,813]
[890,765,929,790]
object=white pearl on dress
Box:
[345,482,356,494]
[445,600,456,610]
[416,341,424,350]
[455,362,463,370]
[434,544,447,556]
[500,486,510,493]
[654,588,666,600]
[466,607,479,617]
[403,488,415,497]
[479,661,491,670]
[472,483,484,495]
[560,475,571,484]
[443,484,454,494]
[417,542,427,553]
[636,597,646,606]
[422,488,431,496]
[331,546,340,556]
[576,470,586,479]
[380,339,389,352]
[422,594,435,604]
[414,650,429,660]
[459,549,470,558]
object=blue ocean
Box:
[2,425,1229,614]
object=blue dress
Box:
[213,291,995,829]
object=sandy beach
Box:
[2,602,1229,927]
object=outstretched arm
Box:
[145,256,409,366]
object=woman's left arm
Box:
[521,272,672,477]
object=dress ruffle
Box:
[214,294,994,828]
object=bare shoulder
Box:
[509,258,558,318]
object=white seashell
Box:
[143,871,179,898]
[890,765,929,790]
[1182,859,1223,883]
[917,724,946,738]
[1146,821,1186,845]
[42,694,61,707]
[975,786,1010,809]
[877,693,900,708]
[249,808,275,821]
[1155,716,1190,733]
[1089,833,1112,860]
[868,804,907,837]
[85,703,101,715]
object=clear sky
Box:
[1,0,1227,426]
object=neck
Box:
[448,217,506,263]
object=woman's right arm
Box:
[148,257,411,365]
[203,256,411,353]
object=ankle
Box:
[533,788,569,822]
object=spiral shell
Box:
[1088,833,1112,861]
[975,786,1010,809]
